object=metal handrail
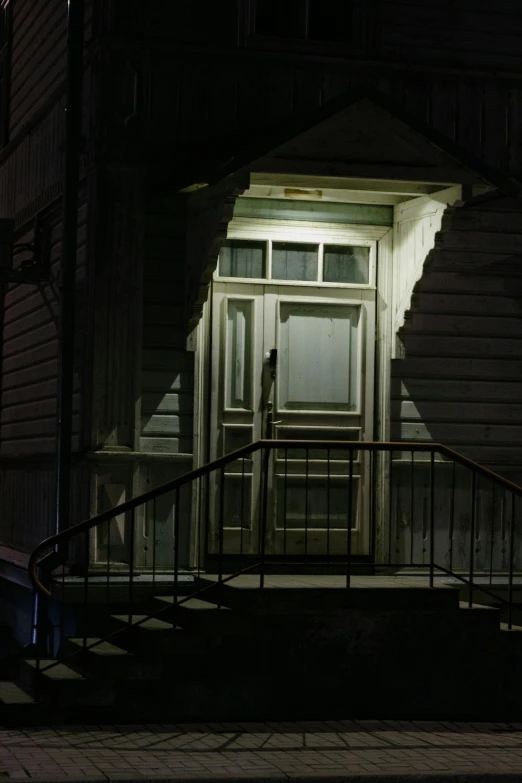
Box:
[29,439,522,598]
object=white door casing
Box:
[208,220,377,557]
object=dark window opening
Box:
[0,0,12,148]
[254,0,353,44]
[308,0,353,43]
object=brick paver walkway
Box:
[1,721,522,781]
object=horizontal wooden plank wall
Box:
[391,194,522,474]
[140,199,194,455]
[9,0,67,140]
[0,189,88,456]
[144,61,522,178]
[378,0,522,72]
[0,457,89,552]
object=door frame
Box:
[191,216,394,568]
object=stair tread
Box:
[501,622,522,632]
[156,596,231,610]
[68,638,131,656]
[112,615,179,630]
[25,660,84,680]
[0,681,36,704]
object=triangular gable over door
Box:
[183,86,521,329]
[250,97,505,187]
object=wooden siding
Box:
[0,189,88,456]
[89,169,143,450]
[141,59,522,179]
[0,457,89,552]
[140,199,194,455]
[378,0,522,72]
[9,0,67,139]
[391,194,522,471]
[7,0,92,141]
[392,186,462,342]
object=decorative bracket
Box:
[0,218,52,284]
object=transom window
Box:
[218,239,371,285]
[254,0,354,44]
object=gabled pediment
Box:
[251,97,502,187]
[176,86,519,198]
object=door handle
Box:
[267,348,277,379]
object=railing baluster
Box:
[152,497,157,592]
[469,471,476,608]
[33,584,40,684]
[59,547,65,660]
[197,476,203,579]
[326,448,331,565]
[370,450,376,562]
[489,481,495,588]
[304,447,309,563]
[449,459,456,574]
[346,447,354,588]
[106,516,111,606]
[240,456,246,572]
[260,447,269,589]
[283,447,288,565]
[508,492,515,630]
[388,449,394,566]
[429,451,435,588]
[218,467,225,599]
[410,450,415,566]
[204,471,210,578]
[174,488,180,608]
[83,528,89,676]
[128,508,135,628]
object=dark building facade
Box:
[1,0,522,622]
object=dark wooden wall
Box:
[0,0,94,549]
[91,0,522,180]
[391,194,522,477]
[2,0,522,553]
[141,198,194,456]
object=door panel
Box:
[277,302,359,412]
[210,281,374,558]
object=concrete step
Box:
[0,681,51,727]
[111,614,179,630]
[61,638,162,681]
[189,584,462,614]
[19,659,115,707]
[108,614,207,658]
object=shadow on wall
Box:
[390,255,522,482]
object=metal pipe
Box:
[55,0,85,543]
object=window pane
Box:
[308,0,353,43]
[219,240,265,278]
[272,242,318,281]
[226,300,253,409]
[255,0,305,38]
[323,245,370,284]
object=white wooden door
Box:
[209,234,376,558]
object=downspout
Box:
[32,0,85,650]
[55,0,85,542]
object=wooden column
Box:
[89,166,144,451]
